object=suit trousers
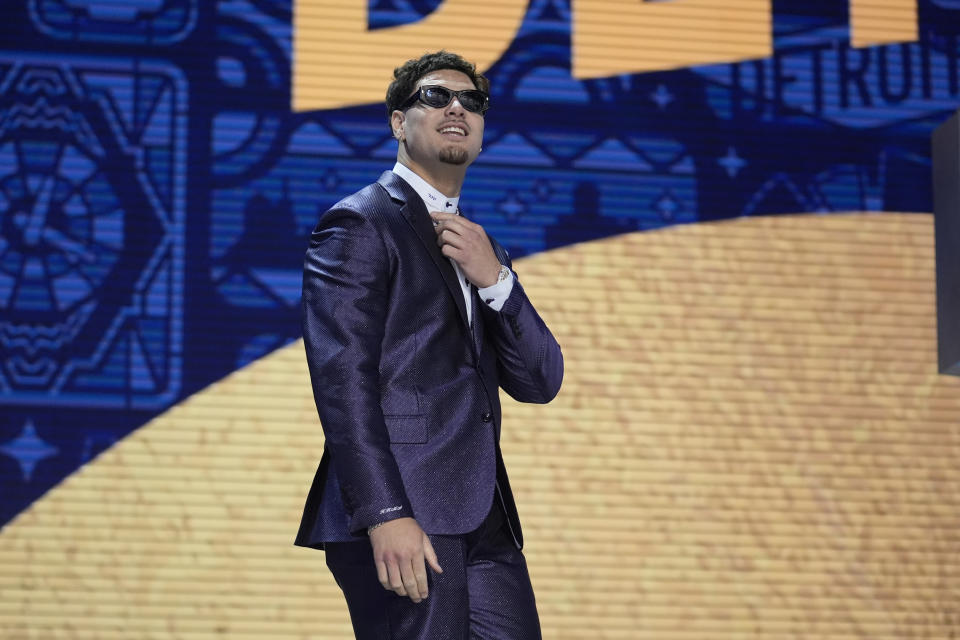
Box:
[324,499,542,639]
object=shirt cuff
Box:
[477,271,514,311]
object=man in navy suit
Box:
[296,51,564,639]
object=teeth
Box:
[440,126,465,135]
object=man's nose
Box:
[445,98,465,114]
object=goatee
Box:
[439,146,468,165]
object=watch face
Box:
[0,56,185,407]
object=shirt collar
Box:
[393,162,460,213]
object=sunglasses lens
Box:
[422,86,452,108]
[458,91,485,113]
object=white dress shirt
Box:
[392,162,513,325]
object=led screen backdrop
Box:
[1,1,959,637]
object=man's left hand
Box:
[430,211,501,288]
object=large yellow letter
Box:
[293,0,527,111]
[572,0,772,78]
[850,0,918,48]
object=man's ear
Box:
[391,111,404,141]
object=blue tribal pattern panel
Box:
[1,0,960,526]
[0,55,186,410]
[29,0,198,44]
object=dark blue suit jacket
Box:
[295,171,563,549]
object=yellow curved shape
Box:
[2,212,959,638]
[293,0,528,111]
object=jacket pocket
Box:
[383,415,428,444]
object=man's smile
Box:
[438,122,469,138]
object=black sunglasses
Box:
[398,85,490,115]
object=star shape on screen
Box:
[650,84,675,110]
[498,191,528,222]
[718,146,747,178]
[653,189,680,221]
[0,420,59,483]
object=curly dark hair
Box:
[385,51,490,130]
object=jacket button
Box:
[481,412,492,423]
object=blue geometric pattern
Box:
[1,0,959,529]
[29,0,198,44]
[0,54,186,410]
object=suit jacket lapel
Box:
[378,171,470,331]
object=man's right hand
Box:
[369,517,443,603]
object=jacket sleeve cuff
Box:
[348,502,415,537]
[496,276,528,318]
